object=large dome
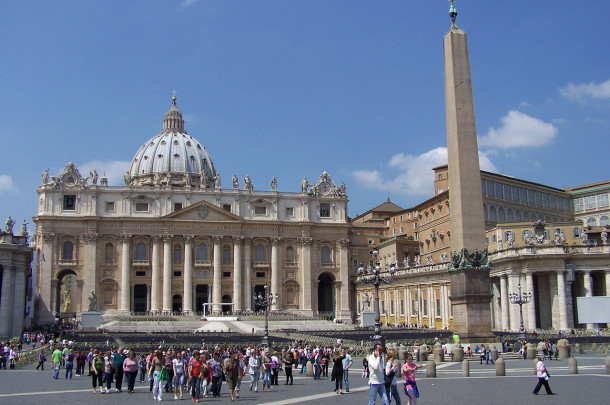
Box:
[127,97,218,188]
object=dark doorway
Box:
[133,284,147,313]
[222,294,232,314]
[196,285,208,314]
[173,294,182,313]
[318,273,335,317]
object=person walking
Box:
[533,357,555,396]
[188,350,203,402]
[262,350,272,391]
[283,350,294,385]
[225,352,240,402]
[36,349,46,371]
[385,349,401,404]
[342,348,353,393]
[123,350,138,394]
[402,354,421,405]
[91,350,104,394]
[149,349,165,401]
[367,344,389,405]
[485,345,494,365]
[114,347,126,392]
[51,346,62,379]
[64,349,74,379]
[173,351,187,400]
[103,351,115,394]
[331,350,344,394]
[249,350,261,392]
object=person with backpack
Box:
[188,350,203,402]
[36,349,47,370]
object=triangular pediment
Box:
[163,200,243,222]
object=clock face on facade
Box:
[64,175,76,186]
[319,182,331,195]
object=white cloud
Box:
[478,110,557,149]
[181,0,199,7]
[559,79,610,101]
[0,174,17,193]
[352,147,498,196]
[79,160,130,187]
[519,101,530,107]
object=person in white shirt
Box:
[367,344,389,405]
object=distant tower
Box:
[444,1,493,340]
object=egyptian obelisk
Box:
[444,1,493,340]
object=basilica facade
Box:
[33,98,351,323]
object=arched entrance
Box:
[222,295,232,314]
[55,269,78,316]
[253,285,266,312]
[172,294,182,313]
[133,284,147,313]
[317,273,335,319]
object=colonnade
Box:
[0,264,28,339]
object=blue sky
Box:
[1,1,608,228]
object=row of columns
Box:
[0,265,27,339]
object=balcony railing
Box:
[58,259,77,265]
[194,260,212,267]
[132,260,150,267]
[253,261,270,268]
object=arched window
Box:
[523,211,530,222]
[104,243,114,262]
[135,242,147,260]
[600,216,609,226]
[498,207,506,223]
[489,206,497,222]
[285,246,295,263]
[321,246,331,264]
[587,217,597,227]
[507,208,514,222]
[173,244,182,264]
[222,245,231,264]
[255,245,265,262]
[515,210,522,222]
[62,241,74,260]
[196,243,208,261]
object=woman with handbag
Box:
[149,349,166,401]
[385,349,401,404]
[331,350,344,394]
[402,354,421,405]
[533,357,555,395]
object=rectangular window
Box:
[550,195,557,209]
[105,201,115,212]
[573,227,581,238]
[320,203,330,218]
[495,183,504,199]
[400,215,403,222]
[392,229,396,236]
[222,204,232,212]
[481,179,487,196]
[399,226,404,233]
[573,197,584,211]
[414,223,418,229]
[393,218,396,224]
[285,207,294,217]
[520,188,528,204]
[353,259,358,268]
[504,230,514,242]
[527,190,535,205]
[222,271,231,278]
[135,271,146,277]
[486,180,495,197]
[173,271,182,277]
[254,206,267,215]
[492,234,497,243]
[135,202,149,212]
[512,186,520,202]
[522,230,530,240]
[414,233,418,241]
[173,202,183,212]
[584,195,596,210]
[504,184,512,200]
[543,193,550,208]
[598,193,609,208]
[255,271,266,278]
[563,198,571,212]
[535,191,543,206]
[63,195,76,210]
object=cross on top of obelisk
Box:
[449,0,458,25]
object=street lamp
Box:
[255,283,278,348]
[357,247,396,350]
[509,281,532,339]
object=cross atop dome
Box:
[163,95,185,133]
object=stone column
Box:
[212,236,222,314]
[270,237,281,310]
[243,238,252,311]
[0,266,14,338]
[82,233,98,312]
[38,233,55,322]
[606,270,610,297]
[337,239,351,321]
[525,272,536,330]
[119,234,131,313]
[499,275,509,331]
[507,274,520,331]
[556,270,569,331]
[151,236,161,313]
[299,237,313,316]
[11,265,26,337]
[583,270,594,329]
[183,235,194,315]
[405,287,411,322]
[233,236,243,311]
[162,235,173,314]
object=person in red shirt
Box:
[188,350,203,402]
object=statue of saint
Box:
[5,216,15,234]
[20,220,28,237]
[244,175,253,191]
[270,176,277,191]
[124,171,131,185]
[232,174,239,189]
[41,169,49,184]
[362,292,371,311]
[88,291,97,312]
[214,174,221,188]
[200,170,208,188]
[63,290,72,313]
[90,170,98,185]
[301,177,309,193]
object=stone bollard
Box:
[491,345,499,361]
[462,359,470,377]
[605,356,610,374]
[398,344,408,362]
[495,357,505,376]
[569,357,578,374]
[557,339,571,359]
[426,360,436,378]
[419,345,428,362]
[453,347,464,362]
[433,341,444,363]
[575,343,584,354]
[526,343,537,360]
[306,361,314,377]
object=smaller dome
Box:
[127,98,218,188]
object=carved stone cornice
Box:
[42,233,55,242]
[183,235,194,244]
[151,235,163,243]
[339,238,350,248]
[242,236,253,245]
[212,235,223,244]
[162,235,174,244]
[232,236,243,245]
[82,233,99,243]
[271,236,282,246]
[299,237,313,247]
[117,234,132,244]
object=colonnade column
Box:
[162,235,172,314]
[500,275,509,331]
[119,234,131,313]
[243,238,252,311]
[11,266,26,337]
[337,239,351,321]
[525,272,536,330]
[299,237,313,316]
[212,236,222,314]
[507,274,520,331]
[0,266,14,338]
[233,236,243,312]
[583,270,594,329]
[183,235,194,315]
[556,270,569,330]
[38,233,55,323]
[270,237,281,311]
[606,270,610,297]
[151,236,161,313]
[83,233,98,312]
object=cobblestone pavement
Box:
[0,354,608,404]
